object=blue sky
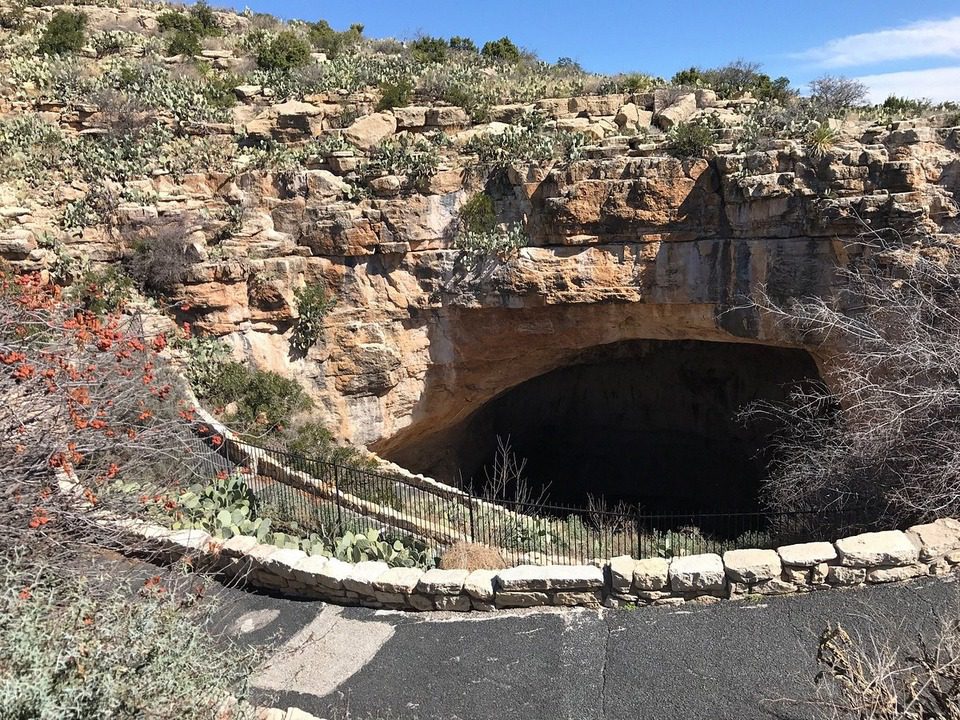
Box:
[227,0,960,101]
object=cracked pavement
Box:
[208,573,959,720]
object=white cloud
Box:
[796,16,960,68]
[856,66,960,103]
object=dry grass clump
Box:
[438,541,507,571]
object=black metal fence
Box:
[198,434,872,566]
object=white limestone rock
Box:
[777,541,838,567]
[835,531,919,567]
[722,549,781,583]
[633,557,669,591]
[669,554,725,592]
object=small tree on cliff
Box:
[743,219,960,526]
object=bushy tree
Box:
[0,269,214,565]
[306,19,362,57]
[449,35,478,53]
[809,74,869,115]
[156,1,220,56]
[376,79,413,110]
[255,30,312,70]
[667,121,715,158]
[410,35,448,63]
[165,27,201,56]
[37,10,87,56]
[744,225,960,525]
[481,36,522,63]
[671,66,703,87]
[690,60,794,103]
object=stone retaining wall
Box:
[128,517,960,612]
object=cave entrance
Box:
[389,339,823,515]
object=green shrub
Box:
[449,36,477,53]
[206,363,311,433]
[286,421,374,468]
[879,95,932,117]
[37,10,87,56]
[806,122,837,159]
[166,27,201,57]
[667,121,715,158]
[178,334,232,397]
[256,30,312,71]
[459,193,497,235]
[365,135,441,191]
[671,66,703,87]
[290,282,335,354]
[376,79,413,111]
[200,71,241,110]
[306,19,362,57]
[410,35,448,64]
[157,9,193,33]
[481,36,521,63]
[188,0,221,36]
[68,266,135,315]
[0,562,257,720]
[157,1,220,36]
[455,223,528,260]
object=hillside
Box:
[2,0,959,469]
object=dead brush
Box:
[438,541,507,571]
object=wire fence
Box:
[197,433,874,566]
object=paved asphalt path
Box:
[203,573,960,720]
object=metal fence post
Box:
[333,464,343,535]
[635,504,643,558]
[468,495,476,542]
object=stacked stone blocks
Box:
[129,518,960,613]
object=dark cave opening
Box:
[392,340,824,514]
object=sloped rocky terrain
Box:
[2,0,959,466]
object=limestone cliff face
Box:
[4,108,960,454]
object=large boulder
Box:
[496,564,604,591]
[669,554,725,592]
[777,541,838,567]
[835,530,919,567]
[343,112,397,151]
[417,568,469,595]
[244,100,324,140]
[906,518,960,561]
[654,92,697,130]
[393,105,429,129]
[608,555,637,593]
[568,94,626,117]
[633,557,669,591]
[425,106,471,129]
[722,549,781,583]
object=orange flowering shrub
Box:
[0,270,208,558]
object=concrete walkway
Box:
[210,573,959,720]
